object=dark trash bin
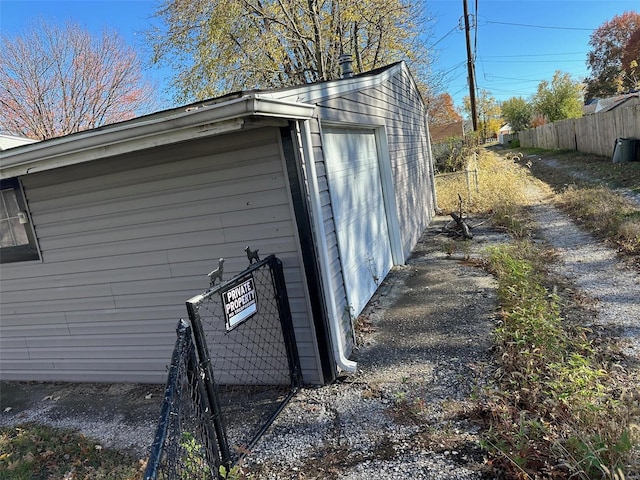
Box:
[612,138,638,163]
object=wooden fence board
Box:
[519,97,639,158]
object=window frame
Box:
[0,177,40,264]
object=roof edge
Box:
[258,62,411,103]
[0,96,315,179]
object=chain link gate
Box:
[145,254,302,479]
[144,320,222,480]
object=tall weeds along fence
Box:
[518,97,640,157]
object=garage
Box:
[323,128,394,317]
[0,61,435,384]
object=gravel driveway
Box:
[244,217,505,479]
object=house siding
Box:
[0,127,322,384]
[281,67,433,357]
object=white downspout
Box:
[299,120,357,374]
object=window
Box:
[0,178,39,263]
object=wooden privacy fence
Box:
[518,97,640,158]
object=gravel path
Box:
[525,157,640,361]
[244,219,505,479]
[532,196,640,360]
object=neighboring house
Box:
[0,61,436,385]
[429,120,465,145]
[583,92,640,115]
[0,133,37,151]
[498,124,513,145]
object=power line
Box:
[479,59,586,64]
[481,52,586,58]
[485,20,593,31]
[473,0,478,58]
[432,25,458,48]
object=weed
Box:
[483,242,638,478]
[559,185,640,257]
[429,147,640,477]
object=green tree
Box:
[533,71,583,123]
[149,0,432,102]
[501,97,532,133]
[464,89,501,139]
[585,11,640,100]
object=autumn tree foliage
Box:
[533,71,583,123]
[622,29,640,91]
[426,93,462,126]
[585,11,640,100]
[150,0,432,102]
[464,89,501,139]
[0,19,155,140]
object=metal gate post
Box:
[269,256,303,388]
[185,301,232,468]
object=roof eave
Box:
[259,62,409,103]
[0,96,315,179]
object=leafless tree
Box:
[0,19,156,140]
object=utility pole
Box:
[463,0,478,132]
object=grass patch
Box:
[0,424,144,480]
[559,186,640,257]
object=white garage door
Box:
[323,128,393,316]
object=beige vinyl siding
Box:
[0,127,321,384]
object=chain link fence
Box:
[145,254,302,479]
[144,320,221,480]
[186,254,302,465]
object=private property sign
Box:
[221,275,257,331]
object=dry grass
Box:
[435,150,549,237]
[435,150,531,215]
[559,186,640,257]
[437,148,640,478]
[0,424,144,480]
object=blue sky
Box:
[430,0,638,108]
[1,0,638,112]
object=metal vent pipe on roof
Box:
[339,54,354,78]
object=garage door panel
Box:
[323,128,393,316]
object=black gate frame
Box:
[186,254,303,468]
[145,254,303,479]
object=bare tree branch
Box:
[0,19,156,140]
